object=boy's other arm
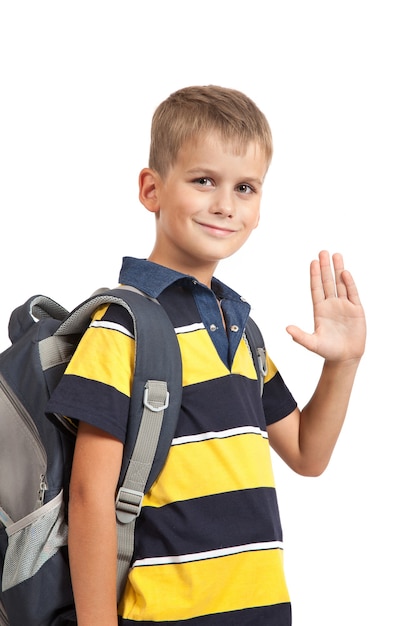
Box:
[68,421,123,626]
[267,251,366,476]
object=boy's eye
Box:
[236,184,254,194]
[194,177,213,186]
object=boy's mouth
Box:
[196,221,237,236]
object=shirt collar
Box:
[118,256,250,306]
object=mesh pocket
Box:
[3,490,67,591]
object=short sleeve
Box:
[261,353,297,426]
[45,303,135,442]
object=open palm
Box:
[286,251,366,362]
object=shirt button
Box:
[210,324,218,331]
[230,325,239,332]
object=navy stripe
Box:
[101,303,135,335]
[263,370,297,426]
[177,375,265,437]
[119,602,292,625]
[46,376,130,442]
[134,488,283,560]
[158,284,201,327]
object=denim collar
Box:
[119,257,249,305]
[118,257,251,368]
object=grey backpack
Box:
[0,287,265,626]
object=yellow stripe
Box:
[178,329,229,386]
[65,306,135,396]
[179,329,259,387]
[143,433,274,508]
[231,338,257,380]
[119,548,289,621]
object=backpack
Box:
[0,286,266,626]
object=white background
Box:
[1,1,416,624]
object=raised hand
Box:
[286,251,366,362]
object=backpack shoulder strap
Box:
[110,288,182,599]
[52,286,182,600]
[245,316,267,396]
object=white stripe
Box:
[172,426,268,446]
[89,320,134,339]
[174,322,205,334]
[132,541,284,568]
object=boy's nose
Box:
[210,190,236,217]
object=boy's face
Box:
[143,133,268,285]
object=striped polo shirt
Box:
[48,257,297,625]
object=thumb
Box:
[286,325,316,353]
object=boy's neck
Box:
[147,250,217,288]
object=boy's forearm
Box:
[298,357,361,475]
[68,494,120,626]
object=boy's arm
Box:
[68,421,123,626]
[267,251,366,476]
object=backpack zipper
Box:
[0,374,48,507]
[38,474,48,506]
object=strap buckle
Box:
[116,487,144,524]
[143,381,170,412]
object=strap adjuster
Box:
[116,487,144,524]
[143,381,170,412]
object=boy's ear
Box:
[139,168,161,214]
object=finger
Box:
[318,250,336,299]
[332,252,348,299]
[310,259,325,306]
[341,269,362,305]
[286,325,317,353]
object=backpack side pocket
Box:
[1,492,74,626]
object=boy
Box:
[47,85,366,625]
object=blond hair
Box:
[149,85,273,177]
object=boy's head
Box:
[149,85,273,178]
